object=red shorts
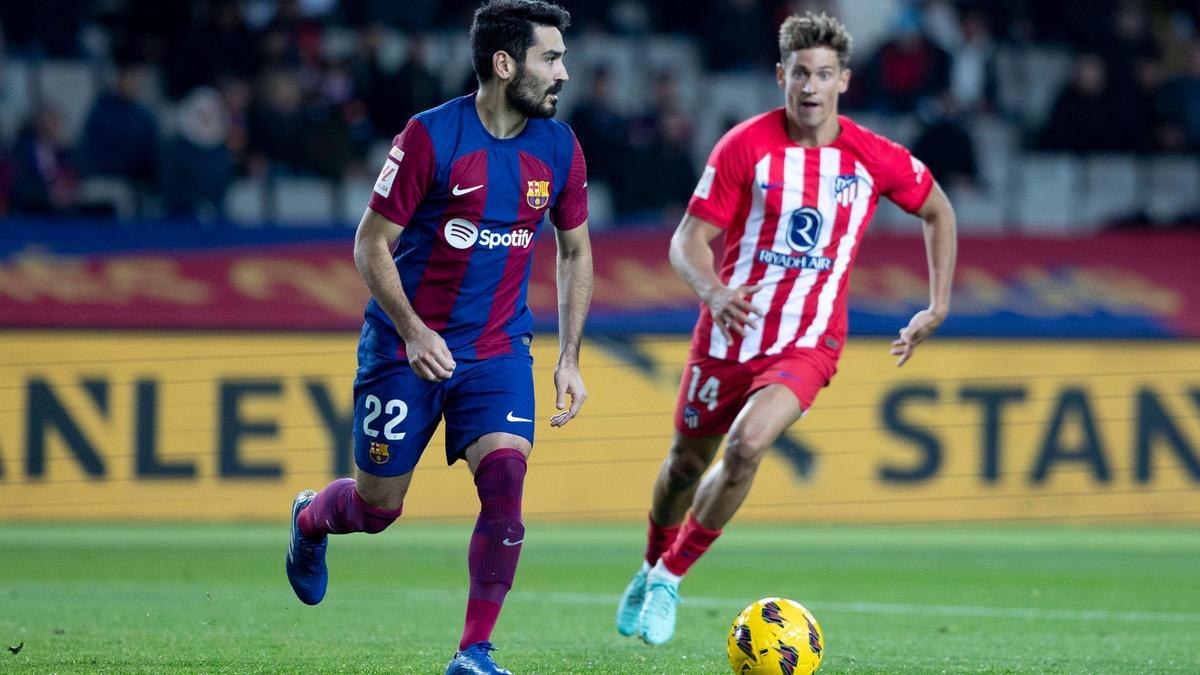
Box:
[673,349,837,437]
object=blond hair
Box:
[778,12,853,69]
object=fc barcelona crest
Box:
[526,180,550,209]
[369,441,390,464]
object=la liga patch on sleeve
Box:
[374,159,399,197]
[693,165,716,199]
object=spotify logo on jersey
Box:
[443,219,534,250]
[444,219,479,249]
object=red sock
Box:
[645,512,681,565]
[460,449,527,650]
[659,513,722,577]
[298,478,401,538]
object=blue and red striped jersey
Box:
[363,94,588,361]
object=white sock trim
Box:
[650,560,683,586]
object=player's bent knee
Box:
[723,438,769,481]
[665,453,707,488]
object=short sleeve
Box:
[874,137,934,214]
[686,129,749,229]
[551,133,588,230]
[367,118,436,226]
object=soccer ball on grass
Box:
[727,597,824,674]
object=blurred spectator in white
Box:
[861,7,951,113]
[161,87,233,220]
[912,91,979,191]
[1158,40,1200,152]
[948,8,997,113]
[568,66,627,190]
[1038,53,1112,153]
[79,64,158,184]
[10,106,78,214]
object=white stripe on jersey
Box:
[795,159,873,349]
[765,147,843,356]
[738,147,806,362]
[709,153,771,360]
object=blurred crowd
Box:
[0,0,1197,223]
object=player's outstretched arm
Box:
[670,214,763,342]
[354,207,456,381]
[892,181,957,367]
[551,221,592,427]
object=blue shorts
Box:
[352,350,536,476]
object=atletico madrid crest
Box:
[369,441,390,464]
[833,174,859,206]
[526,180,550,209]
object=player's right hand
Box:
[706,283,764,341]
[403,326,456,381]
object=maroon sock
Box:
[659,513,722,577]
[297,477,402,539]
[460,449,527,650]
[645,512,681,565]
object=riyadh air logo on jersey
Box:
[786,207,824,253]
[444,218,480,249]
[834,174,859,206]
[526,180,550,209]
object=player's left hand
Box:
[551,362,588,427]
[891,308,946,367]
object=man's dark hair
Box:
[470,0,571,83]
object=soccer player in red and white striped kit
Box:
[617,11,958,645]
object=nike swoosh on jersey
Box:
[451,184,484,196]
[760,182,785,190]
[506,411,533,423]
[502,538,524,546]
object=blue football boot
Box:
[285,489,328,605]
[639,563,681,645]
[616,561,650,636]
[445,641,512,675]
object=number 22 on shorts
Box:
[362,394,408,440]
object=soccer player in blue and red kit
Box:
[285,2,591,673]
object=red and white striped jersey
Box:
[686,110,933,363]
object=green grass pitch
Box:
[2,522,1198,673]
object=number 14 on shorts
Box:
[687,366,721,412]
